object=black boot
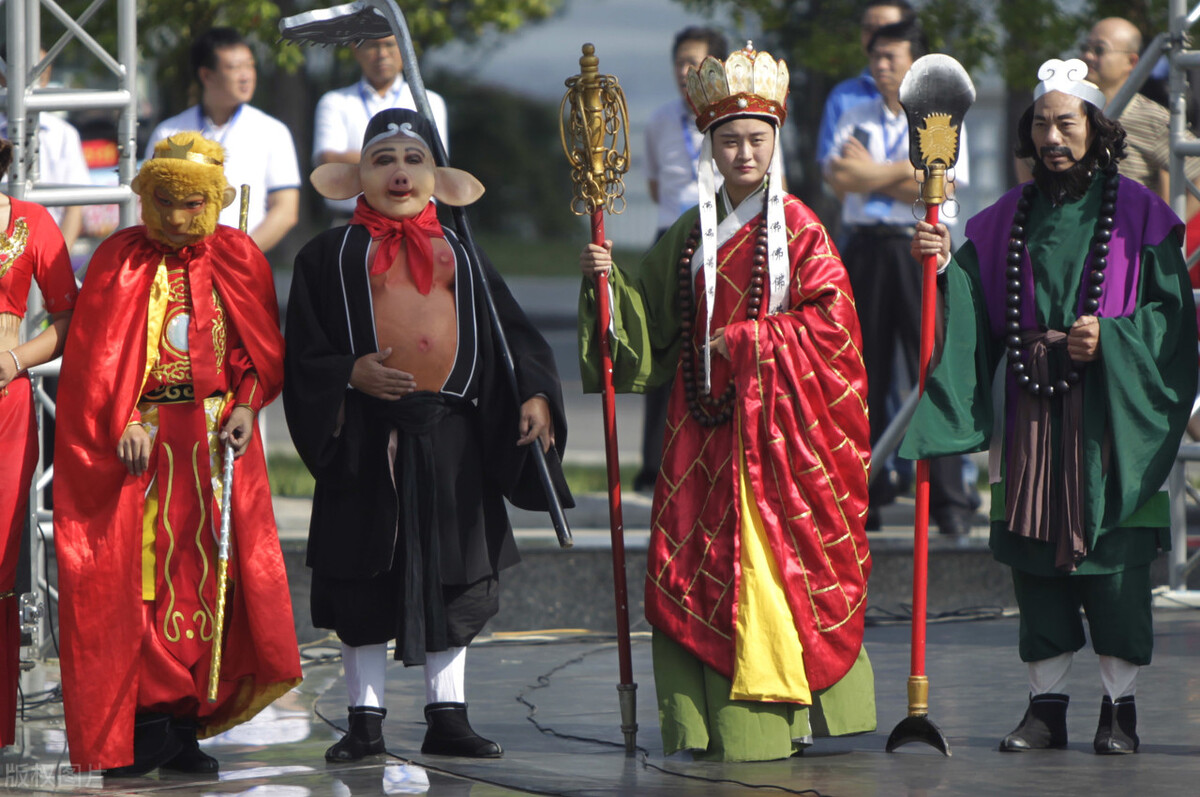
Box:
[103,712,185,777]
[999,693,1069,751]
[160,718,219,774]
[325,706,387,763]
[1094,695,1139,754]
[421,702,502,758]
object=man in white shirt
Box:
[145,27,300,254]
[824,17,976,535]
[311,36,448,221]
[643,26,726,239]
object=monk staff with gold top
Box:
[206,185,251,702]
[561,43,637,755]
[886,55,974,757]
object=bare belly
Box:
[0,313,20,351]
[372,284,458,391]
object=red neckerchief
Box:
[351,196,445,294]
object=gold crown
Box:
[685,43,789,133]
[158,136,224,167]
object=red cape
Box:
[646,198,872,692]
[53,226,300,770]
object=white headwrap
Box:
[1033,58,1106,109]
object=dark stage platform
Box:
[5,608,1200,796]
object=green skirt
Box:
[653,630,876,761]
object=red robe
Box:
[53,226,301,771]
[582,196,871,693]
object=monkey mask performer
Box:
[54,132,302,776]
[284,108,570,762]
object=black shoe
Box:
[999,693,1069,751]
[326,706,387,763]
[1094,695,1139,754]
[421,702,502,758]
[103,712,185,777]
[865,508,882,532]
[160,718,219,774]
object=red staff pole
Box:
[590,210,633,690]
[562,43,637,754]
[888,52,973,756]
[911,198,940,682]
[886,162,951,755]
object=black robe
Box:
[284,224,571,590]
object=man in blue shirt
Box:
[816,0,915,165]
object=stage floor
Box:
[5,609,1200,796]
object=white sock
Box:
[425,646,466,704]
[1028,652,1073,696]
[1098,655,1139,700]
[343,642,387,708]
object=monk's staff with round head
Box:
[886,56,975,756]
[207,183,251,703]
[560,43,637,755]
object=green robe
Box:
[900,177,1196,576]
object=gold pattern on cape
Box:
[143,384,196,403]
[161,441,217,644]
[212,287,226,374]
[916,113,959,167]
[0,218,30,280]
[161,443,183,642]
[190,440,216,644]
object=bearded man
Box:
[904,59,1196,755]
[54,132,302,775]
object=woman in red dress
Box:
[0,137,77,747]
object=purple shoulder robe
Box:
[965,176,1182,338]
[962,175,1183,483]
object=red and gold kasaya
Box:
[648,198,870,693]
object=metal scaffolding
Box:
[1,0,138,664]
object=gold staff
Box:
[207,183,251,702]
[560,44,637,754]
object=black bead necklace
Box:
[1004,165,1118,398]
[676,206,770,427]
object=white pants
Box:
[342,642,467,707]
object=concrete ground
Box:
[11,276,1200,793]
[6,610,1200,795]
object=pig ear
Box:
[433,167,485,207]
[311,163,363,200]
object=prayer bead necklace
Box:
[676,207,769,427]
[1004,166,1118,398]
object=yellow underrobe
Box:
[731,423,812,704]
